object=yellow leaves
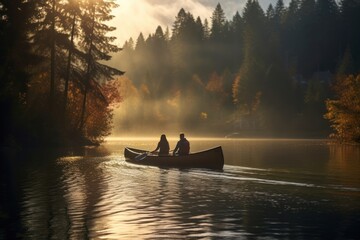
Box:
[232,75,241,105]
[200,112,208,120]
[116,76,138,99]
[325,74,360,142]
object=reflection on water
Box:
[1,139,360,239]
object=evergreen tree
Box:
[266,4,275,19]
[203,18,210,40]
[229,11,243,71]
[232,0,268,129]
[31,0,69,111]
[110,2,360,136]
[146,26,170,95]
[297,0,317,75]
[0,0,36,144]
[210,3,226,42]
[337,46,356,76]
[274,0,286,23]
[339,0,360,71]
[63,0,83,115]
[195,16,205,41]
[209,3,232,73]
[315,0,340,72]
[135,32,146,51]
[164,27,170,41]
[283,0,300,73]
[170,8,198,87]
[78,0,124,131]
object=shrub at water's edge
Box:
[325,74,360,143]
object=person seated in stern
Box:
[173,133,190,156]
[152,134,170,156]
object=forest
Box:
[1,0,360,147]
[113,0,360,141]
[0,0,123,147]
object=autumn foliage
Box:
[325,74,360,142]
[0,0,123,147]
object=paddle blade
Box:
[135,152,148,161]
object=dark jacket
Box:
[174,138,190,155]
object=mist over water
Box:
[2,139,359,239]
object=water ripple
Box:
[8,141,359,239]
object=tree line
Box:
[0,0,123,147]
[115,0,360,140]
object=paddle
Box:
[135,152,149,161]
[136,150,174,160]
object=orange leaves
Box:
[101,77,123,109]
[325,74,360,142]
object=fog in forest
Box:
[110,0,360,138]
[111,75,236,137]
[1,0,359,147]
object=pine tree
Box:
[339,0,360,71]
[297,0,317,75]
[315,0,340,71]
[63,0,83,115]
[337,46,356,76]
[31,0,69,111]
[274,0,285,23]
[135,32,146,51]
[172,8,188,40]
[283,0,300,72]
[78,0,124,131]
[266,4,275,20]
[0,0,36,144]
[210,3,226,42]
[170,8,198,87]
[229,11,243,71]
[232,0,268,129]
[209,3,231,73]
[203,18,210,40]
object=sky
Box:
[111,0,289,46]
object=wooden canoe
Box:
[124,146,224,170]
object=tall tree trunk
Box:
[79,5,96,131]
[63,13,76,115]
[50,0,56,110]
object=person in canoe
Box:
[151,134,170,156]
[173,133,190,156]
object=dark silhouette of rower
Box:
[152,134,170,155]
[173,133,190,156]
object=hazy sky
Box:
[111,0,289,46]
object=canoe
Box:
[124,146,224,170]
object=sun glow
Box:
[112,0,214,45]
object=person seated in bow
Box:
[151,134,170,156]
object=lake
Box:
[1,138,360,239]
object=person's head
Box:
[180,133,185,140]
[160,134,167,141]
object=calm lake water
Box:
[1,138,360,239]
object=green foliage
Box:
[340,0,360,72]
[210,3,226,42]
[325,74,360,142]
[0,0,37,145]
